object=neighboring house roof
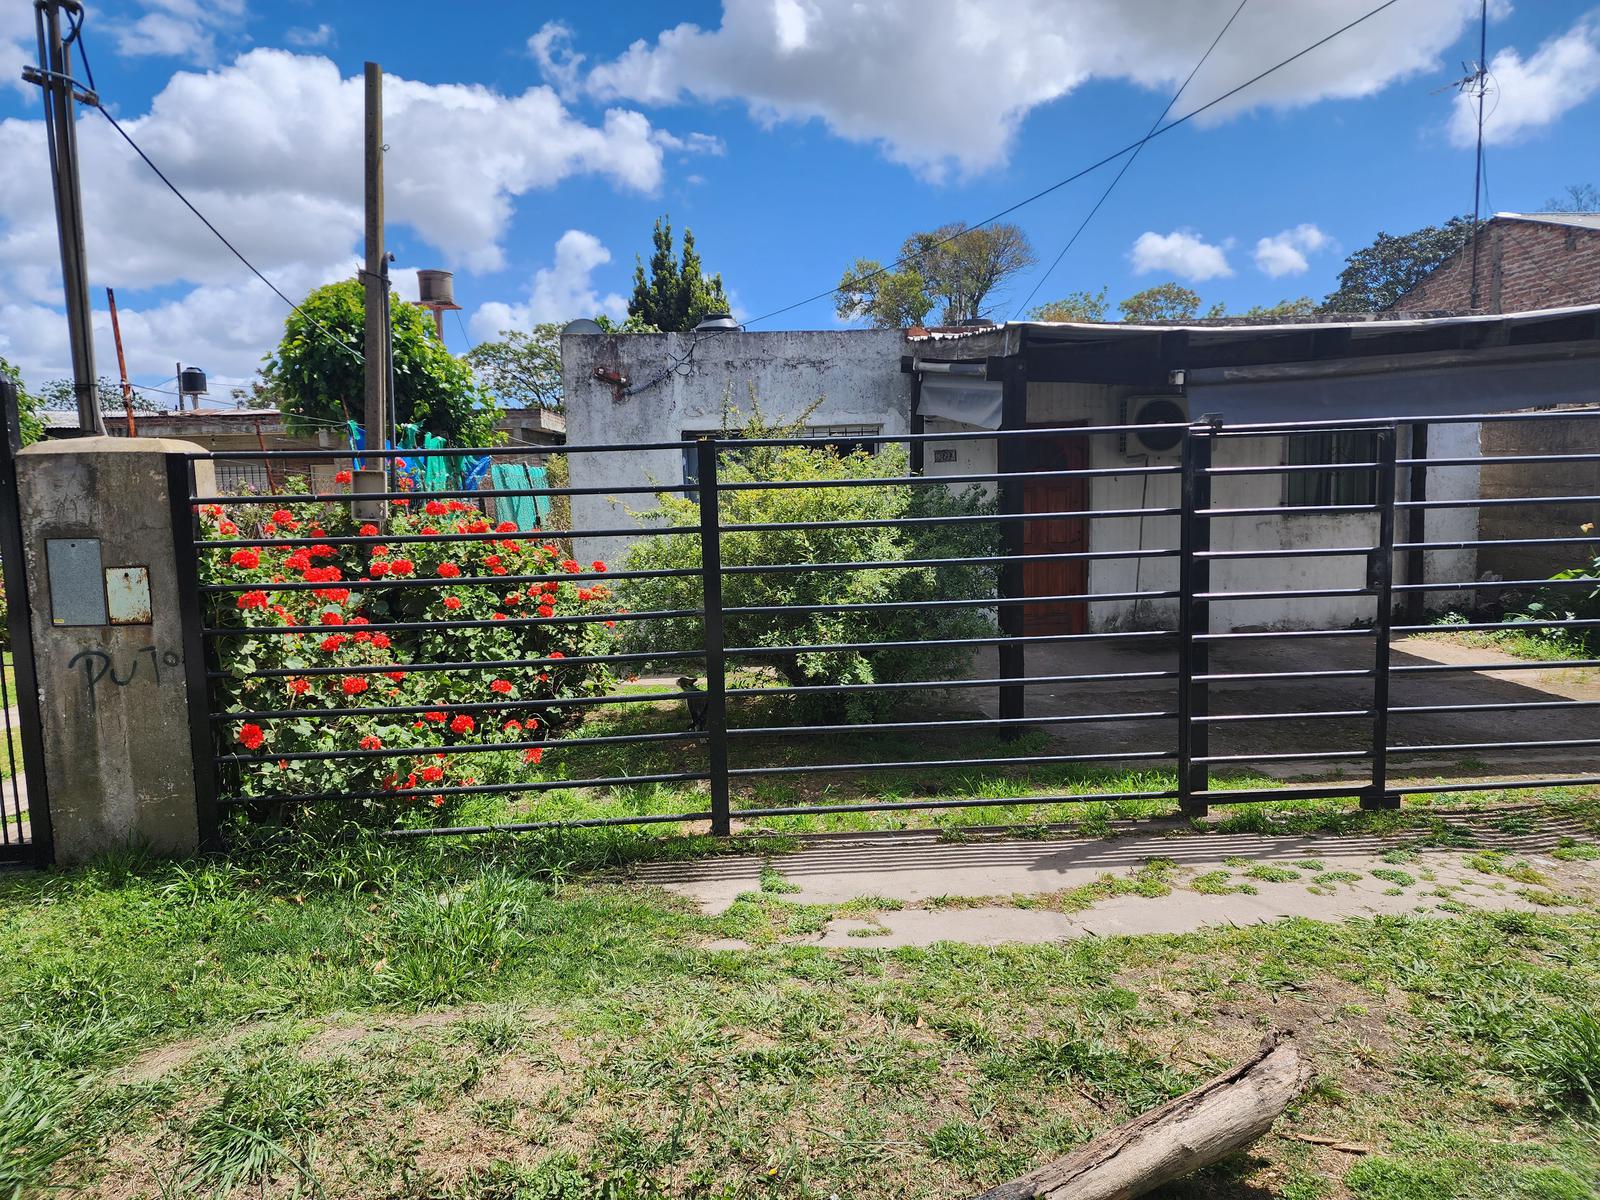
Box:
[1493,211,1600,232]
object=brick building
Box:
[1392,212,1600,314]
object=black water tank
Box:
[179,366,207,395]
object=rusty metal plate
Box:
[105,566,152,625]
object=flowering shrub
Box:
[200,478,621,824]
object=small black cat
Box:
[676,675,708,731]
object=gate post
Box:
[1365,426,1400,811]
[1177,426,1213,818]
[14,434,212,863]
[696,438,731,837]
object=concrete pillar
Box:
[16,437,211,864]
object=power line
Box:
[742,0,1403,331]
[1012,0,1249,319]
[71,14,364,368]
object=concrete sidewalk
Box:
[628,808,1600,948]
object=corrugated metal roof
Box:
[1495,211,1600,232]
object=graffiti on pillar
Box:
[68,647,183,690]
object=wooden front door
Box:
[1021,428,1089,634]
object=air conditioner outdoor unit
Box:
[1117,396,1188,457]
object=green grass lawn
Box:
[1413,624,1597,663]
[2,795,1599,1198]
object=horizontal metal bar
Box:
[220,769,711,806]
[1391,658,1600,674]
[1196,586,1374,602]
[1197,749,1372,763]
[1387,737,1600,755]
[208,608,698,636]
[194,480,691,505]
[716,464,1183,491]
[1214,407,1600,433]
[724,587,1174,618]
[199,438,699,460]
[1196,667,1374,683]
[1195,627,1374,642]
[195,532,697,562]
[721,549,1174,576]
[726,628,1179,658]
[217,727,707,764]
[1394,577,1600,593]
[1198,545,1375,560]
[1387,699,1600,716]
[210,646,703,679]
[729,712,1178,737]
[1401,452,1600,468]
[1189,783,1377,803]
[1396,494,1600,511]
[1205,461,1379,476]
[1395,535,1600,552]
[385,809,715,837]
[200,566,688,592]
[1199,503,1380,517]
[1391,776,1600,796]
[213,689,696,723]
[728,750,1175,778]
[723,671,1177,700]
[729,788,1181,820]
[727,422,1189,448]
[1196,708,1372,723]
[717,508,1176,534]
[1391,618,1600,633]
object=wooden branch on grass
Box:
[971,1034,1311,1200]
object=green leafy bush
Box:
[201,478,622,825]
[624,430,997,721]
[1507,524,1598,654]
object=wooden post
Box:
[105,288,137,437]
[362,62,388,467]
[996,356,1028,730]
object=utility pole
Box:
[1466,0,1489,311]
[362,61,388,465]
[25,0,105,434]
[105,287,136,436]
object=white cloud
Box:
[0,49,688,380]
[1253,223,1330,277]
[1451,11,1600,147]
[286,24,337,49]
[551,0,1491,179]
[1130,229,1232,281]
[112,0,248,64]
[469,231,628,341]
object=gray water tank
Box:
[417,269,456,307]
[179,366,207,395]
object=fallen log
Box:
[971,1034,1311,1200]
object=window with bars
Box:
[1283,430,1379,507]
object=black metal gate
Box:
[0,380,52,864]
[171,409,1600,841]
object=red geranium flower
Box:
[359,523,379,537]
[421,764,445,783]
[491,612,508,621]
[443,596,462,610]
[334,469,353,484]
[229,548,261,569]
[342,677,369,695]
[437,562,461,578]
[271,508,297,527]
[359,734,382,750]
[236,590,269,610]
[449,714,475,734]
[320,634,347,652]
[503,719,522,732]
[424,500,448,516]
[522,747,543,764]
[424,711,447,723]
[388,559,415,576]
[490,679,513,695]
[384,670,407,682]
[217,519,237,535]
[369,561,389,578]
[288,678,310,695]
[592,561,607,572]
[537,605,555,619]
[237,723,265,750]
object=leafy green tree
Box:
[1235,297,1319,320]
[628,216,731,332]
[1544,183,1599,212]
[40,376,161,414]
[1119,282,1207,322]
[262,278,499,446]
[1030,287,1110,323]
[624,415,997,722]
[837,223,1035,327]
[0,357,43,446]
[835,258,934,328]
[465,325,562,410]
[1321,217,1472,312]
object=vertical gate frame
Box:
[1177,422,1214,818]
[167,454,222,849]
[0,379,52,864]
[1365,425,1399,810]
[696,438,731,837]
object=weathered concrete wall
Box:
[1477,414,1600,583]
[562,329,913,566]
[18,437,206,864]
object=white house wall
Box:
[561,329,913,567]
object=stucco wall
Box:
[1476,414,1600,582]
[562,329,913,566]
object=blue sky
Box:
[0,1,1596,397]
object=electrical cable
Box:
[70,14,364,368]
[1012,0,1249,320]
[740,0,1403,332]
